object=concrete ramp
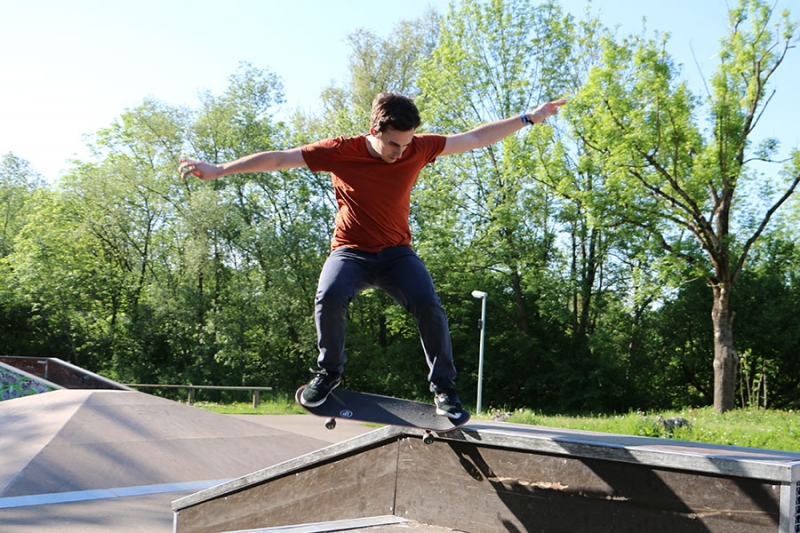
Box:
[173,422,800,533]
[0,390,339,502]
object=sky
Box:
[1,0,798,183]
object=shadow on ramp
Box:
[173,422,800,532]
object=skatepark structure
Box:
[1,356,799,532]
[0,355,133,392]
[174,421,800,532]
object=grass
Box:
[193,395,800,453]
[496,407,800,453]
[193,393,306,415]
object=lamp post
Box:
[471,290,487,414]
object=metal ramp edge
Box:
[450,422,800,483]
[217,515,407,532]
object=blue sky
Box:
[1,0,798,182]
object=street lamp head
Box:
[471,290,487,299]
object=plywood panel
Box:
[394,438,781,533]
[176,442,400,533]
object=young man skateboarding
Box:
[180,93,565,417]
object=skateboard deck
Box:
[295,386,470,435]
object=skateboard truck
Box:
[327,415,441,444]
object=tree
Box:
[0,154,44,257]
[415,0,583,408]
[570,0,800,411]
[186,63,331,389]
[346,9,441,112]
[0,154,49,357]
[309,9,442,142]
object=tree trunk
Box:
[711,283,737,413]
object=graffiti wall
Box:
[0,364,55,401]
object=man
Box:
[180,93,565,417]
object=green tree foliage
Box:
[0,1,798,415]
[347,9,441,112]
[0,154,44,257]
[0,154,50,357]
[569,0,799,412]
[175,63,333,390]
[414,0,587,409]
[733,234,800,408]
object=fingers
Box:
[179,159,201,179]
[526,99,567,124]
[546,98,567,114]
[534,99,566,121]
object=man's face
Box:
[370,127,414,163]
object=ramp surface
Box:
[0,389,342,498]
[0,393,373,533]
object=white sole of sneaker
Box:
[300,381,340,408]
[435,408,462,419]
[300,395,329,408]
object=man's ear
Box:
[369,127,379,137]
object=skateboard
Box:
[295,386,470,444]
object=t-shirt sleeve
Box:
[301,137,342,173]
[417,134,447,163]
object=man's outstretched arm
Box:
[179,147,306,181]
[440,99,566,157]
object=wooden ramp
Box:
[0,390,337,500]
[173,422,800,533]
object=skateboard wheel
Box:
[423,433,434,445]
[325,418,337,430]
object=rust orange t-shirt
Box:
[301,134,446,252]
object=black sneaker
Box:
[301,370,341,407]
[434,389,463,419]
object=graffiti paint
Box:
[0,367,53,401]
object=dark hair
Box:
[370,92,421,133]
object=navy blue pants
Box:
[314,246,457,392]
